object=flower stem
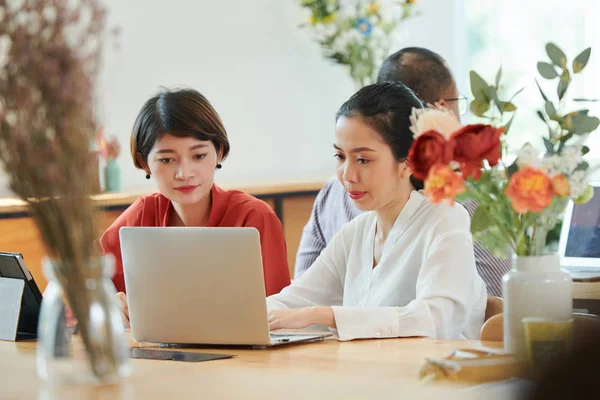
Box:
[467,187,518,251]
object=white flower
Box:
[379,3,397,25]
[331,29,354,53]
[409,106,462,140]
[373,48,386,65]
[560,146,583,174]
[324,23,338,37]
[541,154,562,177]
[517,143,542,169]
[330,38,347,55]
[370,26,386,42]
[568,170,588,199]
[346,29,363,43]
[539,146,584,178]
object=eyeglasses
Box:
[442,95,468,116]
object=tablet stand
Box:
[0,277,36,341]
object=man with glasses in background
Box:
[295,47,511,298]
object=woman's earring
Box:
[145,174,151,180]
[216,163,222,169]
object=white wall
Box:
[0,0,466,196]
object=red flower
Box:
[407,130,454,180]
[450,124,503,180]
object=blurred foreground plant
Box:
[0,0,125,381]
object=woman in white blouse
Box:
[267,82,487,341]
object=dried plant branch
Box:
[0,0,120,380]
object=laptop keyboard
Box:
[269,332,330,345]
[569,270,600,281]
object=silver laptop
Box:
[119,227,329,347]
[558,181,600,281]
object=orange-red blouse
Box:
[100,185,291,296]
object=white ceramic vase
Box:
[502,253,572,359]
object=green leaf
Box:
[471,206,494,234]
[473,227,513,258]
[574,185,595,204]
[560,114,574,131]
[495,66,502,88]
[545,101,557,118]
[571,115,600,135]
[562,110,590,132]
[470,71,490,103]
[507,161,519,178]
[503,102,517,112]
[543,137,555,154]
[489,87,503,113]
[509,86,526,102]
[575,161,589,171]
[537,62,559,79]
[470,100,490,117]
[573,47,591,73]
[537,110,547,123]
[573,98,600,102]
[559,132,574,144]
[557,78,569,100]
[504,114,515,135]
[455,190,478,203]
[582,145,590,156]
[546,43,567,68]
[535,79,548,101]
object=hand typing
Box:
[115,292,130,329]
[268,306,336,330]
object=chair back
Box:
[480,312,600,343]
[572,313,600,341]
[485,296,504,321]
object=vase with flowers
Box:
[298,0,418,87]
[0,0,130,384]
[97,128,122,192]
[407,43,597,358]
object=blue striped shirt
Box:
[295,177,512,297]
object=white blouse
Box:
[267,190,488,341]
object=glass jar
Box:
[36,255,131,385]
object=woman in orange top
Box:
[100,88,290,325]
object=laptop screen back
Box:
[560,184,600,268]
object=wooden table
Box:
[0,181,326,215]
[573,282,600,300]
[0,334,518,399]
[0,181,325,290]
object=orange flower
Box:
[505,167,553,213]
[424,163,465,204]
[96,127,108,159]
[367,3,380,14]
[551,174,570,197]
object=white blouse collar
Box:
[382,190,428,259]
